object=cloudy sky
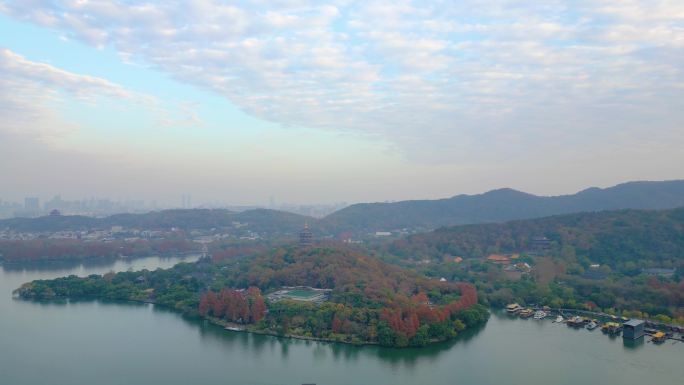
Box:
[1,0,683,206]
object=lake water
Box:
[1,256,681,385]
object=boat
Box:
[533,310,547,320]
[554,315,564,323]
[651,331,667,344]
[601,322,622,335]
[566,316,586,327]
[519,308,534,318]
[506,303,523,314]
[224,326,244,332]
[586,320,598,330]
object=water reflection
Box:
[6,255,491,371]
[191,311,488,368]
[2,257,120,272]
[4,257,683,385]
[2,254,200,276]
[7,254,488,370]
[22,293,490,369]
[21,297,153,310]
[623,337,645,349]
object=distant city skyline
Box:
[1,2,683,205]
[0,192,351,219]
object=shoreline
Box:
[1,251,202,267]
[202,316,465,347]
[13,293,481,348]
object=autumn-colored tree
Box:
[199,287,267,324]
[199,291,217,317]
[247,287,267,322]
[331,317,343,333]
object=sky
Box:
[1,0,683,206]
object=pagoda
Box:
[299,222,313,248]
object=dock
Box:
[504,304,683,345]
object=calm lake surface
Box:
[1,256,682,385]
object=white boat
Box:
[586,321,598,330]
[533,311,547,320]
[554,315,564,323]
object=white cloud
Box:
[1,48,134,100]
[0,47,138,137]
[1,0,683,162]
[0,48,200,139]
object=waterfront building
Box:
[623,319,645,339]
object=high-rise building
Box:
[24,197,40,210]
[181,194,192,209]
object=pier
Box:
[505,304,684,345]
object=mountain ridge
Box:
[3,179,684,235]
[320,179,684,233]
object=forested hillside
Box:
[389,207,684,271]
[381,208,684,324]
[6,180,684,238]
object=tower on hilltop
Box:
[299,222,313,248]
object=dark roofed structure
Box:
[623,319,645,340]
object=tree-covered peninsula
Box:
[14,245,488,347]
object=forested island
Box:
[14,245,489,347]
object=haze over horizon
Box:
[2,1,683,205]
[3,178,684,210]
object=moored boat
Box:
[533,311,547,320]
[586,320,598,330]
[506,303,523,314]
[651,331,667,344]
[566,316,586,327]
[601,322,622,335]
[554,315,564,323]
[519,308,534,318]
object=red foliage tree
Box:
[199,287,267,324]
[199,291,217,316]
[332,318,343,333]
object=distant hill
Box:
[0,208,314,235]
[387,206,684,270]
[5,180,684,237]
[322,180,684,233]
